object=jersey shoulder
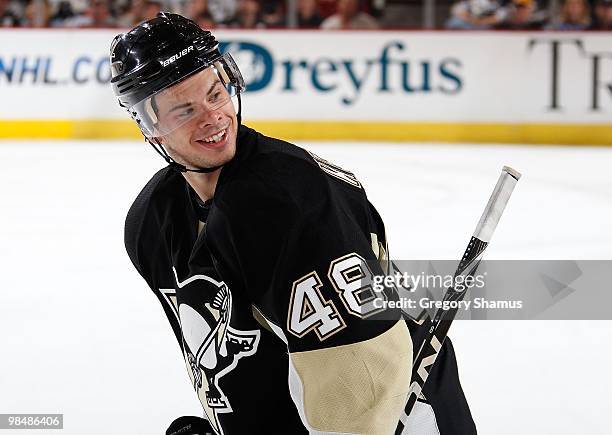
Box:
[244,129,357,193]
[216,127,363,220]
[124,166,187,277]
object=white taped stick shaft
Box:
[473,166,521,242]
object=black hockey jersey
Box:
[125,125,475,434]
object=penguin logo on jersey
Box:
[160,268,260,435]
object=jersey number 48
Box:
[287,253,388,341]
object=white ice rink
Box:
[1,139,611,434]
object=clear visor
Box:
[131,53,244,138]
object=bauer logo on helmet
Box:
[161,45,195,68]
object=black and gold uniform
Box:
[126,125,475,435]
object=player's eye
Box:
[209,91,222,104]
[176,107,194,119]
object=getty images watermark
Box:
[371,269,523,312]
[363,260,612,320]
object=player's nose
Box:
[197,108,224,129]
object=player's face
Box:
[155,68,238,170]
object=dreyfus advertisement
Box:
[1,30,612,124]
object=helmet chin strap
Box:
[145,94,242,174]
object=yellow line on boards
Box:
[0,120,610,145]
[0,120,142,139]
[252,121,612,145]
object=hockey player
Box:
[111,13,476,435]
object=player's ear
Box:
[152,125,165,145]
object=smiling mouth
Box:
[200,128,227,144]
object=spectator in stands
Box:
[496,0,547,29]
[320,0,379,29]
[63,0,117,27]
[225,0,266,28]
[591,0,612,29]
[446,0,507,29]
[208,0,237,24]
[22,0,51,27]
[119,0,162,26]
[261,0,285,27]
[141,0,162,20]
[49,1,76,26]
[297,0,322,27]
[118,0,144,26]
[186,0,208,20]
[366,0,384,18]
[0,0,20,26]
[318,0,337,18]
[548,0,590,30]
[195,10,214,28]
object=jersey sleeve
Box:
[124,167,185,349]
[209,153,401,352]
[124,167,172,289]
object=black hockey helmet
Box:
[109,12,245,172]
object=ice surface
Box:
[0,140,610,434]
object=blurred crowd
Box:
[0,0,382,29]
[447,0,612,30]
[0,0,611,29]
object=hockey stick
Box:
[395,166,521,433]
